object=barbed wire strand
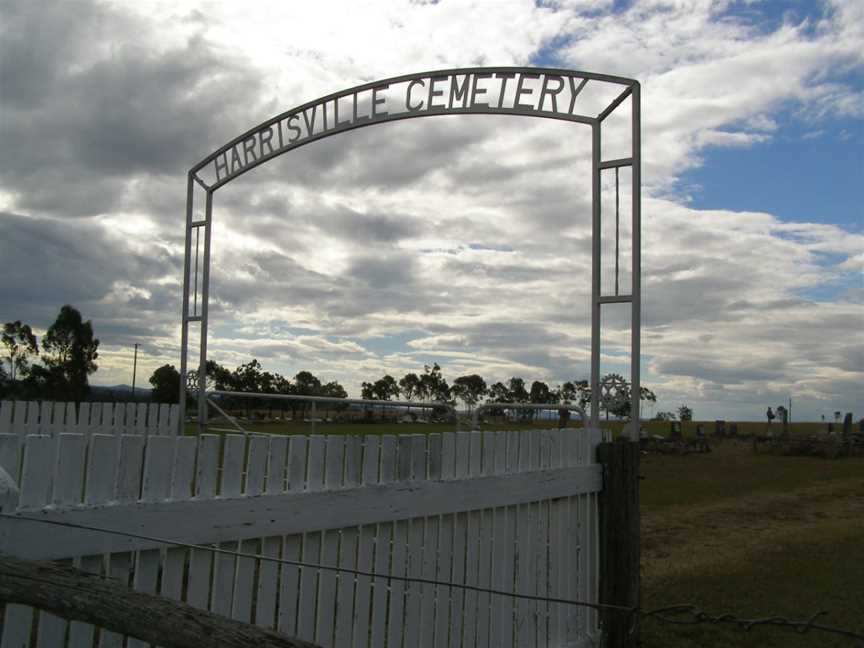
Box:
[0,513,627,614]
[2,513,862,643]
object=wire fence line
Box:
[2,513,862,644]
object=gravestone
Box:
[729,422,738,437]
[669,421,682,439]
[696,424,705,438]
[843,412,852,437]
[715,420,726,437]
[827,422,834,434]
[780,408,789,436]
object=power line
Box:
[2,513,862,643]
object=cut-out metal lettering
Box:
[180,67,642,437]
[193,68,632,190]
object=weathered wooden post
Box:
[597,438,640,648]
[0,554,322,648]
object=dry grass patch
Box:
[640,442,864,647]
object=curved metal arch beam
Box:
[181,66,641,437]
[191,66,637,191]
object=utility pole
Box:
[131,343,139,401]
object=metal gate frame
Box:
[179,67,641,435]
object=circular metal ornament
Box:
[599,374,628,410]
[185,369,201,396]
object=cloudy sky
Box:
[1,0,861,420]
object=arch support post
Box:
[593,84,641,438]
[178,176,214,435]
[629,83,642,437]
[590,121,602,427]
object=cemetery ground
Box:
[187,416,863,646]
[640,439,863,647]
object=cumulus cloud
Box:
[0,0,861,418]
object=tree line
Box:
[151,359,658,420]
[1,307,671,422]
[1,306,99,402]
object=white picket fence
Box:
[0,427,603,648]
[0,400,179,438]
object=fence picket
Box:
[333,436,362,646]
[211,435,245,618]
[516,431,536,648]
[449,431,471,647]
[158,403,172,435]
[277,435,309,637]
[160,436,197,608]
[169,404,180,436]
[297,436,326,641]
[0,436,56,648]
[419,433,442,648]
[2,434,50,648]
[128,436,175,648]
[116,435,145,503]
[187,435,220,610]
[266,435,289,494]
[146,403,160,435]
[369,435,396,647]
[36,434,84,647]
[39,401,54,435]
[488,431,507,647]
[135,403,148,436]
[125,403,137,435]
[66,434,118,646]
[434,432,456,648]
[9,401,25,438]
[0,434,21,482]
[107,403,121,435]
[0,401,12,435]
[317,435,346,645]
[404,436,428,645]
[548,430,564,645]
[334,527,358,646]
[233,436,268,625]
[97,403,110,436]
[254,439,286,630]
[387,519,409,648]
[99,434,145,647]
[352,435,380,648]
[233,537,258,623]
[246,435,269,496]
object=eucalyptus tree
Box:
[2,320,39,383]
[149,365,180,403]
[41,305,99,402]
[399,373,420,401]
[452,374,487,411]
[419,363,450,402]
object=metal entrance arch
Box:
[180,66,641,435]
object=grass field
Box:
[639,440,864,647]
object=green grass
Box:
[639,441,864,647]
[640,441,864,512]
